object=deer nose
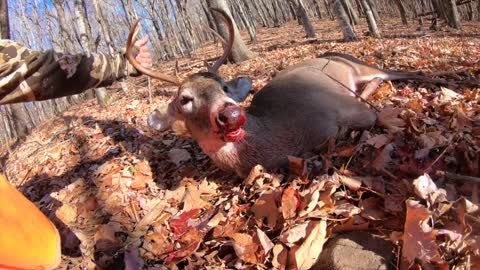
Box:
[216,104,246,131]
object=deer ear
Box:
[147,103,176,132]
[224,77,253,102]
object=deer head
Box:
[126,9,252,146]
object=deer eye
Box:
[180,95,193,106]
[222,86,229,93]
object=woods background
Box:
[0,0,479,148]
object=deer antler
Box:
[126,8,234,83]
[208,8,235,74]
[126,20,180,85]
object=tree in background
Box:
[207,0,256,63]
[289,0,316,38]
[360,0,381,38]
[334,0,357,41]
[0,0,9,39]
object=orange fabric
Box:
[0,174,61,270]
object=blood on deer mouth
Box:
[222,127,245,142]
[213,106,247,143]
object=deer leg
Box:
[340,99,377,130]
[359,78,384,99]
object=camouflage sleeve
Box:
[0,40,140,105]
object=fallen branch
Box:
[436,171,480,184]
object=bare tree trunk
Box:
[446,0,462,28]
[250,0,270,27]
[74,0,111,106]
[145,0,172,59]
[207,0,256,63]
[52,0,77,51]
[159,0,185,57]
[272,0,283,26]
[334,0,358,41]
[0,0,29,142]
[431,0,447,21]
[325,0,336,20]
[465,1,474,20]
[393,0,408,25]
[232,0,256,42]
[313,0,323,19]
[360,0,381,38]
[73,0,95,53]
[0,0,10,39]
[366,0,381,23]
[343,0,360,25]
[9,104,30,140]
[92,0,115,55]
[32,0,45,49]
[289,0,317,38]
[477,0,480,21]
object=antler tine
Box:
[126,19,180,85]
[204,26,227,73]
[209,8,235,74]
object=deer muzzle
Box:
[215,104,246,142]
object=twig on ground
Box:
[436,170,480,184]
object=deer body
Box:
[228,52,428,103]
[196,62,377,177]
[317,52,425,88]
[127,10,428,178]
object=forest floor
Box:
[1,18,480,269]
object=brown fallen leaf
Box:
[251,190,282,228]
[231,233,259,264]
[299,189,320,217]
[439,86,461,103]
[182,182,211,212]
[333,215,370,233]
[295,220,328,270]
[55,203,77,225]
[244,164,266,186]
[94,223,122,253]
[256,227,274,254]
[384,194,405,213]
[451,105,472,131]
[131,160,152,190]
[318,180,339,211]
[371,143,394,173]
[272,244,288,270]
[358,176,385,193]
[334,144,357,157]
[143,228,174,257]
[360,197,387,221]
[279,221,309,245]
[402,199,443,267]
[282,186,299,220]
[366,134,390,149]
[333,202,361,217]
[165,228,204,263]
[336,173,362,192]
[412,173,447,206]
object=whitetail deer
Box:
[127,9,433,177]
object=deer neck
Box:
[197,114,262,177]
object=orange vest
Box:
[0,174,61,269]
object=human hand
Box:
[133,34,152,69]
